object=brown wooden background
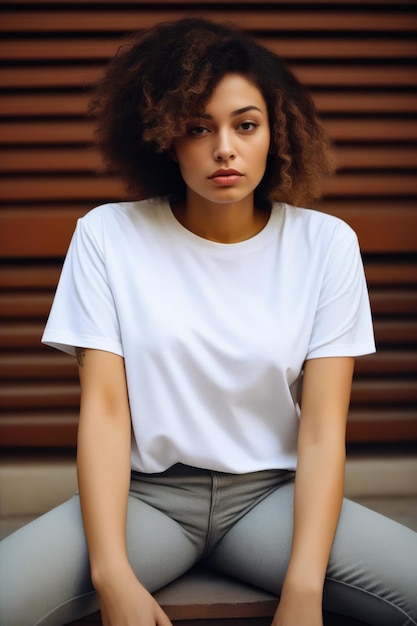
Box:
[0,0,416,449]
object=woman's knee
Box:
[0,496,92,626]
[327,498,417,625]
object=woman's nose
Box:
[213,131,235,161]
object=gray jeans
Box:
[0,464,416,626]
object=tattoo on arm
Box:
[75,347,86,367]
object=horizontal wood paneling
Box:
[3,119,416,144]
[2,319,417,350]
[1,174,417,203]
[2,146,417,172]
[1,11,416,32]
[3,204,417,257]
[3,65,417,88]
[2,0,416,4]
[1,0,416,448]
[3,93,417,117]
[1,38,417,62]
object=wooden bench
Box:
[66,565,368,626]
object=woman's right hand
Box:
[97,567,173,626]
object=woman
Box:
[0,17,416,626]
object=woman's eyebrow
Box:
[197,105,264,120]
[231,105,264,116]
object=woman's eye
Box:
[188,126,209,136]
[238,121,258,132]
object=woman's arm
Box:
[76,348,172,626]
[273,356,354,626]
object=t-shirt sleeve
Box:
[306,221,376,360]
[41,213,123,357]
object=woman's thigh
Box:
[205,481,417,626]
[0,493,199,626]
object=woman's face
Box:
[173,73,270,209]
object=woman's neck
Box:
[171,196,270,244]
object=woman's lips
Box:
[209,169,243,186]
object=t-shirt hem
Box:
[306,342,376,360]
[42,332,124,358]
[130,458,298,474]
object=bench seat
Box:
[66,566,368,625]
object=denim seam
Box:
[34,590,97,626]
[326,575,417,626]
[202,471,219,557]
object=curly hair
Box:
[89,17,335,209]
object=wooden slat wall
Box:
[0,0,416,448]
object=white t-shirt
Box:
[42,199,375,473]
